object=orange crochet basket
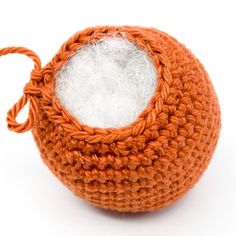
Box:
[0,26,221,212]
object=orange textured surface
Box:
[0,26,221,212]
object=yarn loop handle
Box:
[0,47,42,133]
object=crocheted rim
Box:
[39,26,173,143]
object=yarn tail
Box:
[0,47,42,133]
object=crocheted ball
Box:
[30,26,220,212]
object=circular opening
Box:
[55,37,157,128]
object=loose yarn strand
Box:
[0,47,42,133]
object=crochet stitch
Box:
[0,26,221,212]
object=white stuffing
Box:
[55,37,157,128]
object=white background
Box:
[0,0,235,235]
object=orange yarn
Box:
[0,26,221,212]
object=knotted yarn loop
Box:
[30,68,44,81]
[0,47,42,133]
[23,82,41,95]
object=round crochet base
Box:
[32,26,220,212]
